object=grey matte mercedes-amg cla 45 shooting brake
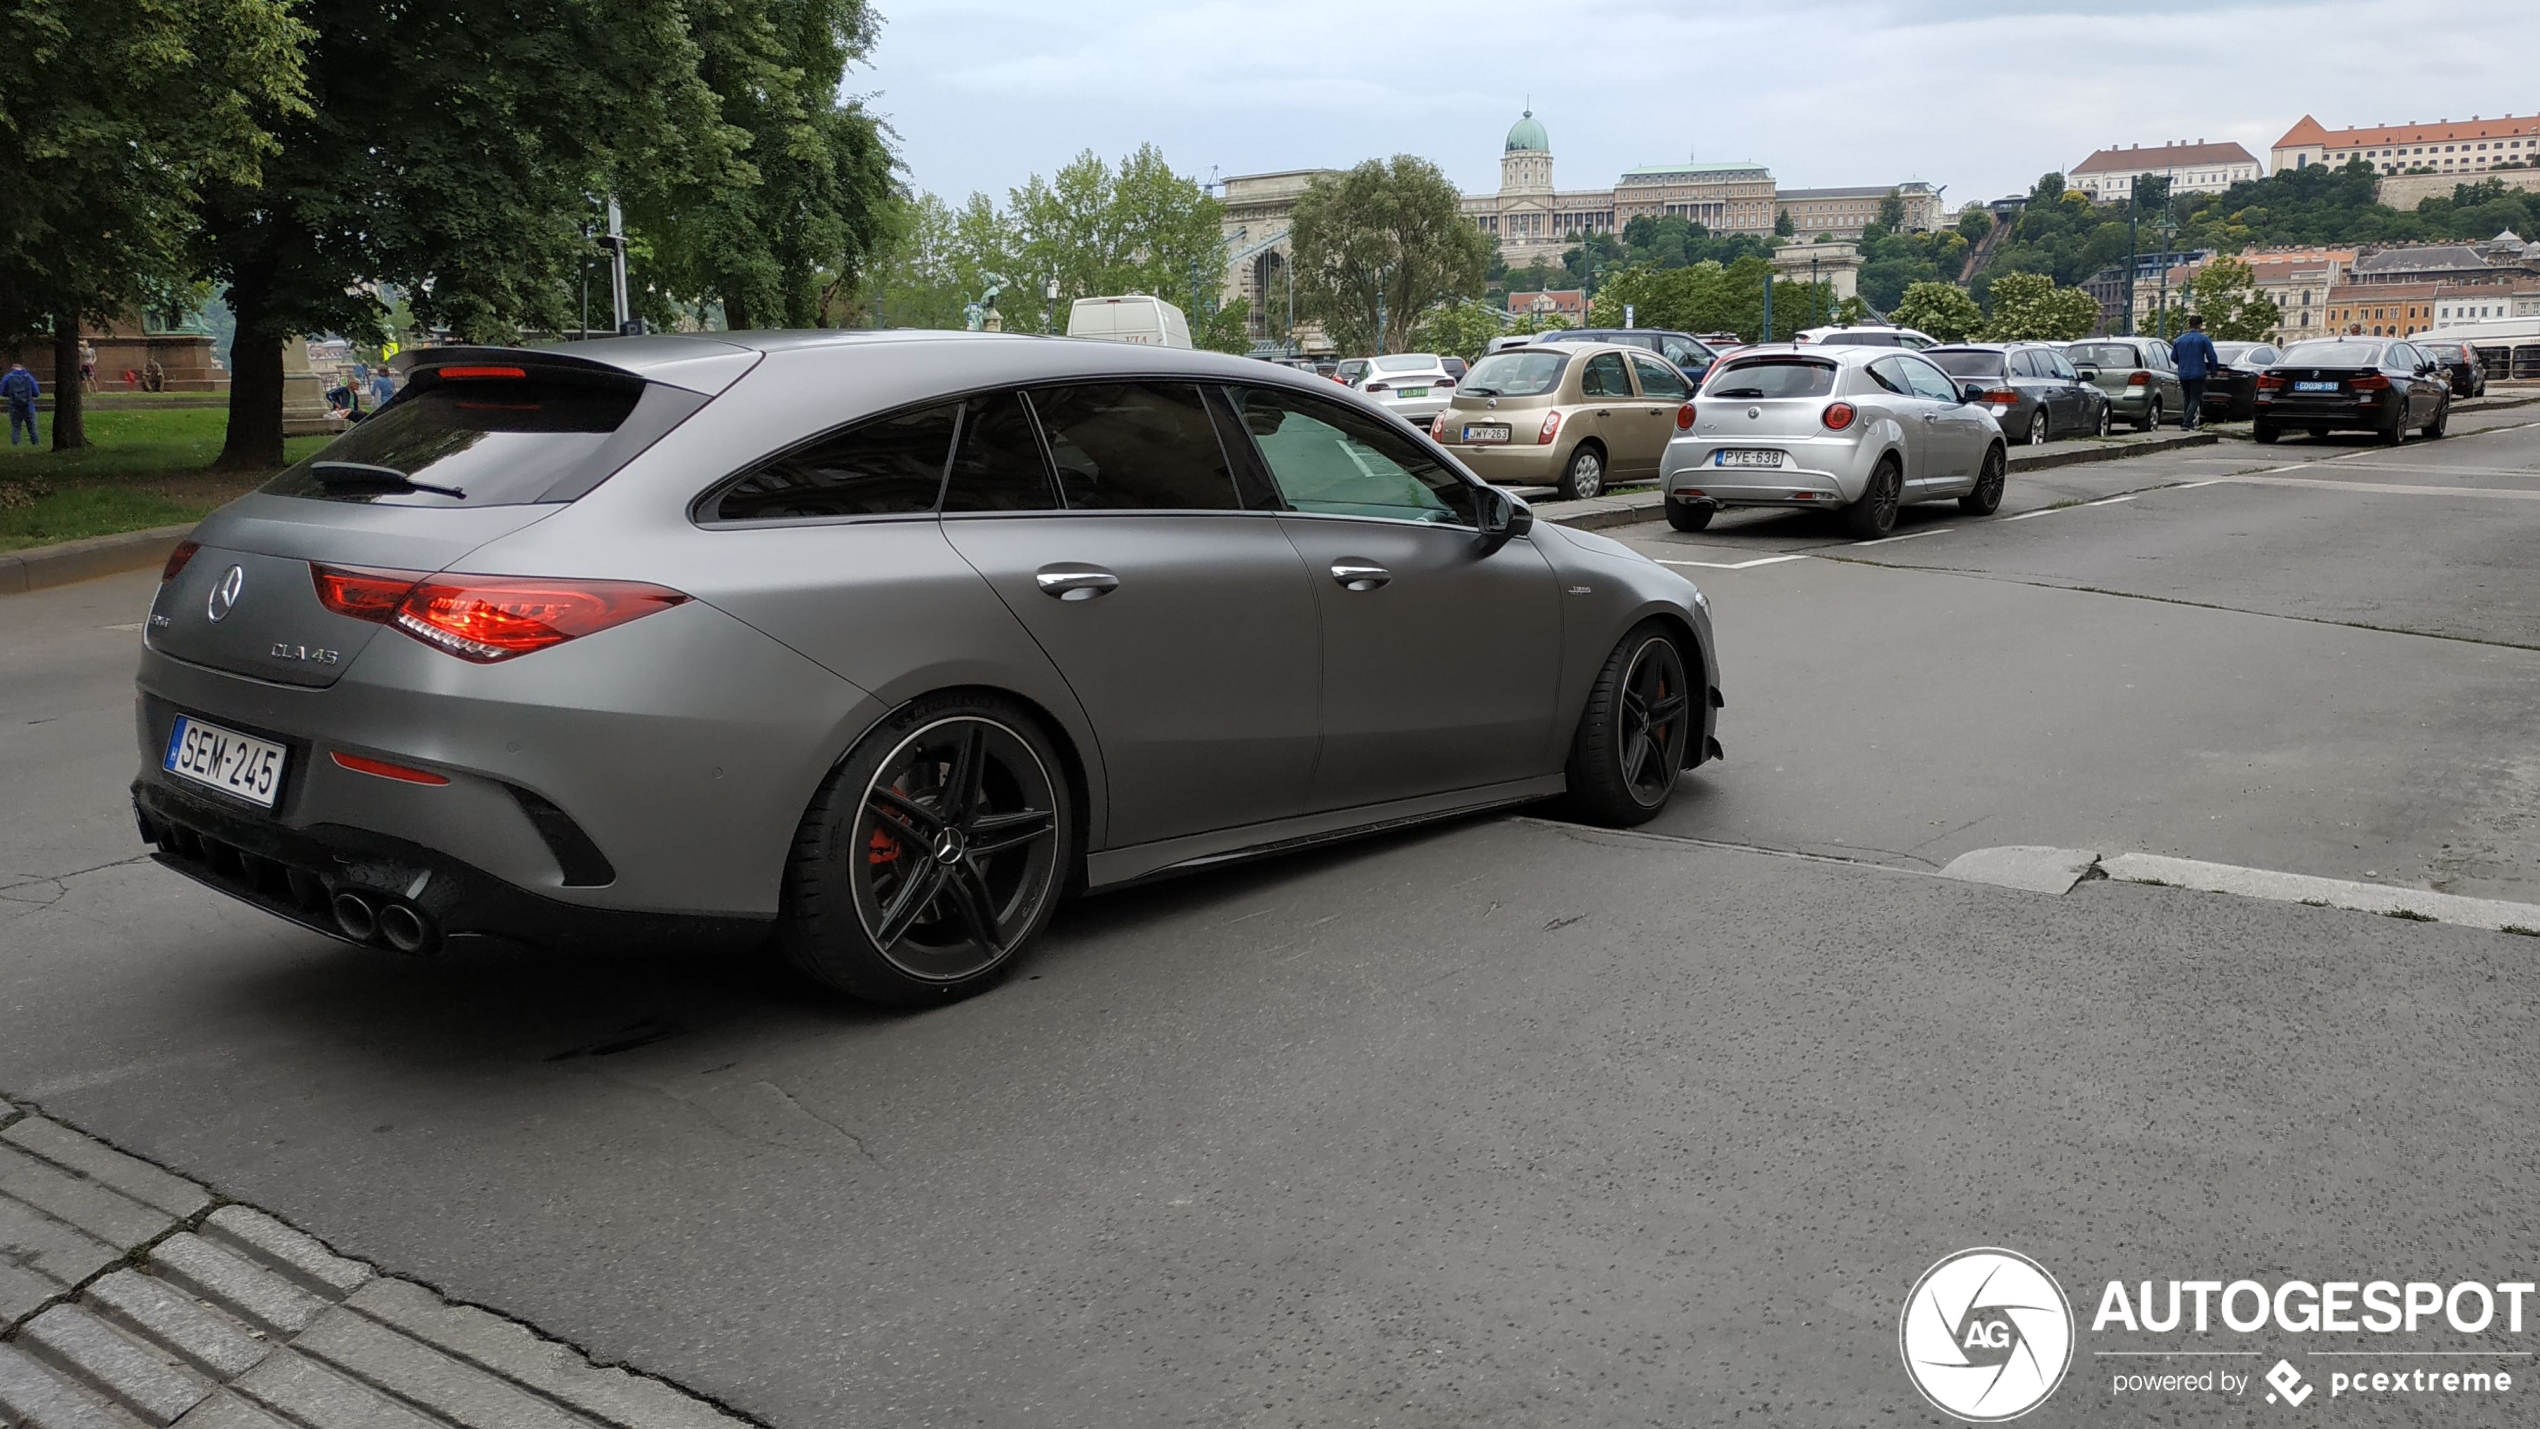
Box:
[134,332,1722,1005]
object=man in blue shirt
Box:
[1,361,39,446]
[368,368,397,410]
[2171,314,2219,432]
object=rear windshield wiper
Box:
[309,461,465,500]
[1462,386,1500,396]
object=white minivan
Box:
[1067,295,1192,349]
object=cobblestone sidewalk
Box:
[0,1096,755,1429]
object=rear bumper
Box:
[133,776,770,954]
[2254,396,2389,429]
[1659,431,1875,506]
[1443,441,1568,484]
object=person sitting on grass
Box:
[2,361,39,446]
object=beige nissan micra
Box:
[1427,342,1693,500]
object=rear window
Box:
[1703,357,1837,399]
[1927,351,2007,378]
[1460,351,1570,398]
[1814,331,1899,347]
[2066,343,2141,369]
[2280,340,2385,366]
[1372,354,1441,373]
[265,368,696,507]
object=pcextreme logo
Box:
[1899,1248,2076,1422]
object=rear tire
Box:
[2422,399,2448,439]
[1557,443,1606,501]
[780,692,1075,1007]
[1959,443,2006,515]
[1663,496,1713,532]
[1843,456,1902,539]
[2135,398,2160,434]
[2026,411,2049,445]
[2253,419,2280,445]
[1564,621,1694,828]
[2378,407,2405,446]
[2094,402,2113,437]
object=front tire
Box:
[1557,443,1606,501]
[1564,621,1695,827]
[780,693,1074,1006]
[1843,455,1902,538]
[1663,495,1713,532]
[1959,443,2006,515]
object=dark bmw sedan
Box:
[132,332,1722,1006]
[2253,336,2452,445]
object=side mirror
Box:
[1960,382,1986,404]
[1475,485,1534,555]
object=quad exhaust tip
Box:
[331,892,378,942]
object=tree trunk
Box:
[216,277,288,472]
[720,287,754,333]
[49,316,86,452]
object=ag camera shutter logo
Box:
[1900,1247,2075,1421]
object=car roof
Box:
[1712,342,1887,366]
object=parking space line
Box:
[1653,554,1811,570]
[1998,508,2059,521]
[2219,475,2540,501]
[1851,528,1955,547]
[2083,494,2137,505]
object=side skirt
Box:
[1084,774,1568,891]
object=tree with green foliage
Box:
[1000,146,1233,333]
[1773,209,1795,237]
[0,0,308,450]
[1877,188,1906,231]
[2181,256,2282,341]
[1586,259,1829,343]
[199,0,745,469]
[624,0,894,333]
[1890,282,1983,341]
[1979,272,2102,342]
[1956,207,1993,243]
[1289,156,1489,355]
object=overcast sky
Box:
[863,0,2540,214]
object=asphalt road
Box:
[4,412,2539,1427]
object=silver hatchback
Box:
[133,333,1722,1005]
[1659,345,2009,538]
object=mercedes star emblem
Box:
[207,565,246,623]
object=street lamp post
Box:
[2125,203,2139,337]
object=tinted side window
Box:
[1581,352,1632,397]
[1899,357,1961,403]
[710,402,956,521]
[1028,383,1239,512]
[1226,385,1477,527]
[1659,338,1707,368]
[2007,350,2041,378]
[2044,350,2078,380]
[941,391,1057,513]
[1866,358,1915,396]
[1630,355,1690,400]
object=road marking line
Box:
[1851,528,1955,546]
[2166,480,2222,489]
[2083,494,2137,505]
[1654,554,1810,570]
[1998,508,2059,520]
[2311,461,2540,478]
[2220,475,2540,501]
[101,622,143,632]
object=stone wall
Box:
[2378,169,2540,210]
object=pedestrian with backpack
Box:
[2,361,39,446]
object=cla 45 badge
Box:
[270,643,340,665]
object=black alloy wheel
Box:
[1565,622,1694,826]
[1960,443,2007,515]
[2423,396,2448,440]
[783,695,1071,1005]
[2094,402,2113,437]
[1843,456,1902,539]
[2379,403,2406,446]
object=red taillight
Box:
[1537,409,1563,445]
[2350,372,2391,391]
[1363,382,1390,393]
[1675,402,1696,430]
[1823,402,1857,431]
[1980,387,2020,405]
[312,564,423,622]
[161,539,201,584]
[330,750,451,785]
[2255,373,2286,391]
[311,564,687,662]
[1429,412,1447,439]
[2127,372,2151,386]
[429,365,527,380]
[1435,377,1456,388]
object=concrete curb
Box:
[0,524,192,598]
[1938,845,2540,936]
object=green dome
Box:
[1505,109,1548,153]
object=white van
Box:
[1067,295,1192,349]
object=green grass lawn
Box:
[0,407,329,553]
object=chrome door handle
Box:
[1034,564,1119,600]
[1330,560,1391,592]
